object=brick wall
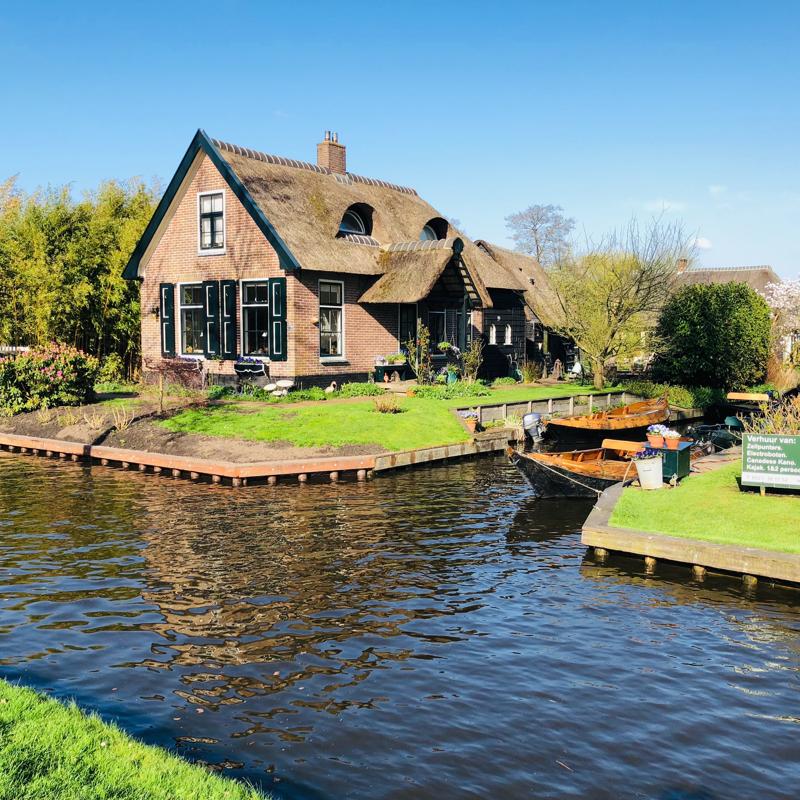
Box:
[292,270,400,386]
[139,153,402,385]
[140,153,294,380]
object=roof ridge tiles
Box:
[212,138,417,196]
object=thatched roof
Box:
[676,264,781,294]
[474,240,563,328]
[359,238,492,306]
[212,138,525,294]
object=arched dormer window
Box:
[420,217,448,241]
[338,204,374,237]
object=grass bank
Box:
[0,680,268,800]
[161,384,624,451]
[610,463,800,554]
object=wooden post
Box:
[569,397,575,415]
[594,547,609,563]
[357,469,367,481]
[190,471,200,481]
[153,466,162,474]
[231,477,242,487]
[743,574,758,588]
[606,393,612,408]
[760,486,766,497]
[527,400,533,413]
[547,398,553,413]
[298,473,308,483]
[329,471,339,483]
[644,556,657,574]
[588,395,593,412]
[171,468,181,478]
[502,403,508,421]
[478,406,483,425]
[692,565,706,581]
[138,463,147,472]
[211,474,221,484]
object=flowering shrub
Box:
[631,447,661,461]
[0,344,99,414]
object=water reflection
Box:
[0,452,799,799]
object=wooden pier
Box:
[582,483,800,587]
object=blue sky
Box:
[2,0,798,277]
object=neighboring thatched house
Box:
[675,259,781,293]
[123,129,560,383]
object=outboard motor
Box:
[522,412,545,443]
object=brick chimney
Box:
[317,130,346,174]
[677,257,689,273]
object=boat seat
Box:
[601,438,644,453]
[726,392,769,402]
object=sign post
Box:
[741,433,800,494]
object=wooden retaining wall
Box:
[469,391,636,425]
[582,483,800,586]
[0,429,514,486]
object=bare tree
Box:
[505,204,575,267]
[549,218,693,389]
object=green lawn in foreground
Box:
[610,463,800,554]
[161,384,628,450]
[163,396,471,450]
[0,680,268,800]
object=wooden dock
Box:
[0,428,513,486]
[582,482,800,587]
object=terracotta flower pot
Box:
[647,434,665,448]
[665,437,680,450]
[465,419,478,433]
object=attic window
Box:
[338,204,374,238]
[420,217,448,241]
[199,192,225,252]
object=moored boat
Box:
[508,439,643,499]
[508,437,708,499]
[545,395,669,436]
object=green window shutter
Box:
[159,283,175,356]
[220,280,237,359]
[268,277,287,361]
[202,280,221,357]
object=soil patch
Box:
[101,417,386,463]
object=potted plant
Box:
[632,447,663,490]
[446,365,459,385]
[646,424,667,448]
[460,409,479,433]
[387,353,406,365]
[664,429,682,450]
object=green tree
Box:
[549,218,690,388]
[0,177,157,376]
[651,282,772,390]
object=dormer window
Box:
[420,224,438,241]
[339,209,366,235]
[199,191,225,252]
[419,217,448,241]
[337,204,374,237]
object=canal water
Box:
[0,452,798,799]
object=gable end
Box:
[122,129,301,280]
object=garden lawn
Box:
[610,463,800,554]
[0,680,268,800]
[163,396,471,450]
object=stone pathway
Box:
[691,444,742,474]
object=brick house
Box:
[123,130,559,384]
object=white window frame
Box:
[177,281,205,358]
[319,279,346,362]
[489,323,497,345]
[239,279,271,360]
[504,323,512,346]
[197,190,226,256]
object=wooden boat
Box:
[508,438,709,499]
[508,439,643,499]
[545,396,669,435]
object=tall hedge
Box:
[651,282,771,390]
